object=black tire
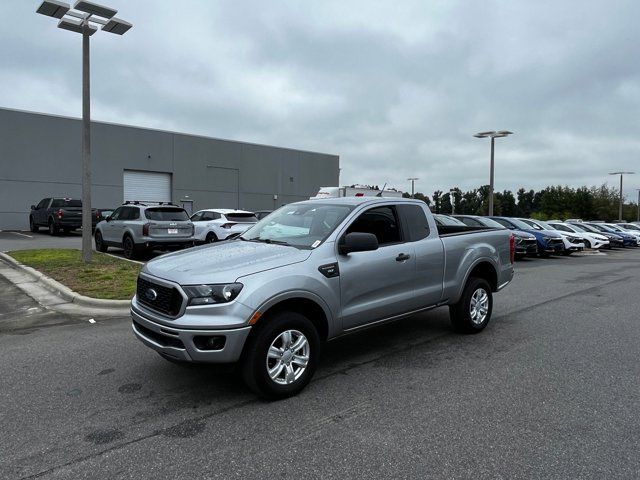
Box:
[241,311,320,400]
[583,239,592,249]
[205,232,218,244]
[563,250,572,256]
[514,253,524,261]
[122,235,140,260]
[29,216,39,233]
[449,277,493,334]
[95,230,108,252]
[48,219,59,236]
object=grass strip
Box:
[8,249,140,300]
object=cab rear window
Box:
[144,208,189,221]
[51,199,82,208]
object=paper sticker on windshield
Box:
[311,240,321,248]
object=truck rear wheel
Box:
[241,311,319,400]
[449,277,493,334]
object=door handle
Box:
[396,253,410,262]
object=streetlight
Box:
[636,189,640,222]
[449,188,456,215]
[407,177,419,198]
[608,172,634,221]
[36,0,132,263]
[474,130,513,216]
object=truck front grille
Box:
[136,277,183,317]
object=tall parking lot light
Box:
[474,131,513,216]
[36,1,132,263]
[636,189,640,222]
[407,177,419,198]
[608,172,634,221]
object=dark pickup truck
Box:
[29,197,99,235]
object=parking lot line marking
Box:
[11,232,33,238]
[103,252,144,265]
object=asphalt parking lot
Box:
[1,247,639,479]
[0,230,163,261]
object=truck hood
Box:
[142,240,312,285]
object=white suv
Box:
[191,209,258,243]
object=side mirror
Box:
[106,216,112,222]
[30,205,36,210]
[339,232,379,255]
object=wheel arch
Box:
[254,294,331,342]
[463,260,498,292]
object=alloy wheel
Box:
[469,288,489,325]
[265,329,310,385]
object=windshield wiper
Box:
[244,238,291,246]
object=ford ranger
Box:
[131,198,514,398]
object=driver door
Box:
[337,205,416,330]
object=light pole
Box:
[636,189,640,222]
[608,172,634,221]
[37,0,132,263]
[449,188,456,215]
[474,131,513,216]
[407,177,419,198]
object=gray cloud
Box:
[2,0,640,199]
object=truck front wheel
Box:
[48,219,59,236]
[449,277,493,334]
[241,311,319,399]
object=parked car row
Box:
[431,214,640,260]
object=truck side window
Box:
[397,204,430,241]
[346,206,401,245]
[37,198,50,209]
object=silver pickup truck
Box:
[131,198,514,398]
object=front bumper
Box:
[131,307,252,363]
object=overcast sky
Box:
[2,1,640,199]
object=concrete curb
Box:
[0,252,131,309]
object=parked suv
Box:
[190,209,258,243]
[94,202,195,259]
[29,197,99,235]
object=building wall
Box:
[0,108,339,230]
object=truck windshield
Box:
[145,208,189,221]
[241,203,354,248]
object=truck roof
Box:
[300,196,422,207]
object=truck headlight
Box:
[183,283,243,306]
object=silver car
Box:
[94,202,194,259]
[131,197,514,398]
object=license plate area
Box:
[168,228,178,234]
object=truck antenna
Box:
[376,183,387,197]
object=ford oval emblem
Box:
[145,288,158,301]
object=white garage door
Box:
[123,170,171,203]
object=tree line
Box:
[402,184,640,221]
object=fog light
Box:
[193,335,226,351]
